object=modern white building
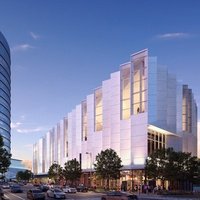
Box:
[33,49,197,183]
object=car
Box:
[62,186,77,193]
[47,188,66,199]
[10,185,23,193]
[1,183,10,189]
[0,187,4,198]
[38,185,49,192]
[76,185,88,192]
[27,189,45,200]
[101,191,138,200]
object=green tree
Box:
[63,158,81,186]
[145,148,171,185]
[48,163,63,184]
[145,148,200,190]
[23,170,33,182]
[94,148,123,190]
[16,171,24,181]
[0,135,11,179]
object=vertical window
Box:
[95,88,102,131]
[132,57,147,115]
[82,101,87,141]
[121,65,131,119]
[64,118,68,157]
[148,131,166,155]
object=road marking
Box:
[8,193,25,200]
[4,194,9,199]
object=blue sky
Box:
[0,0,200,161]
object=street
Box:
[2,184,102,200]
[2,185,200,200]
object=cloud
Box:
[30,32,40,40]
[16,127,47,133]
[157,32,191,40]
[11,120,48,134]
[11,44,34,52]
[11,122,22,129]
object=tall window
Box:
[95,88,103,131]
[64,118,68,157]
[148,131,165,155]
[132,57,147,115]
[121,64,131,119]
[82,101,87,141]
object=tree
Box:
[16,171,24,181]
[0,135,11,179]
[94,148,123,189]
[145,147,200,190]
[63,158,81,186]
[48,163,63,184]
[16,170,33,182]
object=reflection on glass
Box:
[132,55,147,115]
[121,64,131,119]
[95,88,103,131]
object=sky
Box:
[0,0,200,161]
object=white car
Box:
[47,188,66,199]
[62,186,77,193]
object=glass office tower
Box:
[0,32,11,152]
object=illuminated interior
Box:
[82,101,88,141]
[121,64,131,120]
[94,88,103,131]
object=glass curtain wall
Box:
[132,56,147,115]
[148,131,166,155]
[82,101,87,140]
[64,118,68,157]
[95,88,103,131]
[121,64,131,120]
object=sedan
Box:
[62,186,77,193]
[47,188,66,199]
[27,189,45,200]
[10,185,23,193]
[2,183,10,189]
[101,191,138,200]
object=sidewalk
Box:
[137,193,200,200]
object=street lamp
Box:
[86,152,92,188]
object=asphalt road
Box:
[2,185,102,200]
[2,185,199,200]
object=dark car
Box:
[38,185,49,192]
[76,185,88,192]
[27,189,45,200]
[101,191,138,200]
[10,185,23,193]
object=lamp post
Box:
[86,152,92,188]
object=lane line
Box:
[4,194,9,199]
[8,193,25,200]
